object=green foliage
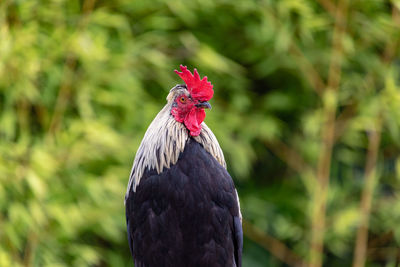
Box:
[0,0,399,266]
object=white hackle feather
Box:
[125,85,226,201]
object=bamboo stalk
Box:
[352,118,382,267]
[309,0,348,266]
[289,45,325,96]
[316,0,336,17]
[243,219,307,267]
[352,5,399,266]
[47,0,97,135]
[263,139,313,175]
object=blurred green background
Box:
[1,0,400,266]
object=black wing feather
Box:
[125,138,242,267]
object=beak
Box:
[195,101,212,110]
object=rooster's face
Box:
[170,85,212,136]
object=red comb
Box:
[174,65,214,102]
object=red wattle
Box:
[184,108,206,136]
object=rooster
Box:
[125,65,242,267]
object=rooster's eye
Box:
[179,96,186,103]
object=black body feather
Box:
[125,138,242,267]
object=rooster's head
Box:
[168,65,214,136]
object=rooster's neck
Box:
[125,105,226,197]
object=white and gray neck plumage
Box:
[125,85,226,199]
